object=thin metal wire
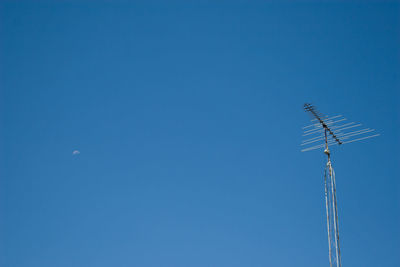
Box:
[302,133,325,143]
[341,134,380,144]
[332,123,361,132]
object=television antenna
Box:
[301,103,379,267]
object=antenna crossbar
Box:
[304,103,342,145]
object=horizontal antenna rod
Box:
[303,115,343,129]
[302,128,375,146]
[303,118,348,134]
[301,133,380,152]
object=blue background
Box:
[1,1,399,266]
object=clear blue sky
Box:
[1,1,399,266]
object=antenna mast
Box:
[301,103,379,267]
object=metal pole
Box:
[331,167,342,267]
[329,161,339,267]
[324,165,333,267]
[324,127,342,267]
[324,129,333,267]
